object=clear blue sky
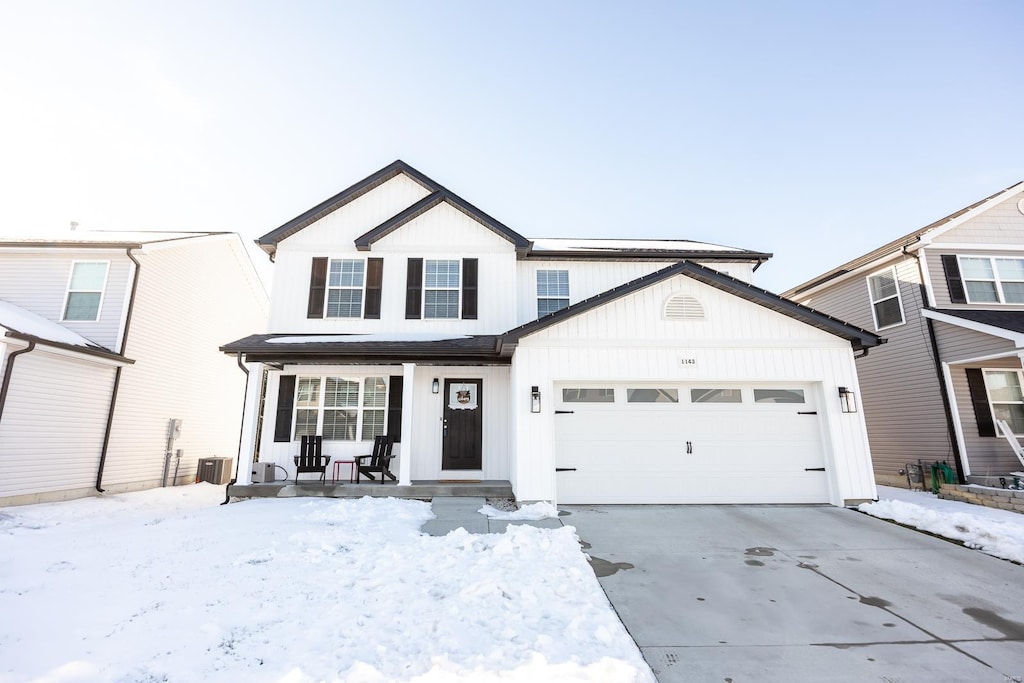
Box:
[1,0,1021,292]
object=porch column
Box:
[235,361,264,486]
[398,362,415,486]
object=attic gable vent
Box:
[664,294,705,320]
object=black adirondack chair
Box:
[293,435,330,484]
[355,435,396,483]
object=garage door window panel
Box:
[691,388,742,404]
[627,388,679,403]
[753,389,806,404]
[562,388,615,403]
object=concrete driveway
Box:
[562,504,1024,682]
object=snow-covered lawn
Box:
[0,485,653,683]
[859,485,1024,564]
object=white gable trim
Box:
[908,183,1024,251]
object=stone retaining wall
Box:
[938,483,1024,514]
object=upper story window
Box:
[866,267,905,330]
[326,259,365,318]
[959,256,1024,304]
[537,270,569,317]
[424,260,460,318]
[63,261,109,322]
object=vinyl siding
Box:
[101,236,268,490]
[0,348,116,502]
[0,249,131,350]
[798,256,955,479]
[931,193,1024,245]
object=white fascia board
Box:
[912,242,1024,253]
[921,309,1024,347]
[909,184,1024,250]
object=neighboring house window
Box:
[326,259,365,318]
[294,376,388,441]
[537,270,569,317]
[63,261,108,321]
[866,267,905,330]
[424,259,460,318]
[959,256,1024,304]
[984,370,1024,435]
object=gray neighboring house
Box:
[784,181,1024,488]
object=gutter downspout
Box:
[923,301,966,484]
[0,341,36,424]
[223,352,249,505]
[96,247,142,492]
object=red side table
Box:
[332,459,356,484]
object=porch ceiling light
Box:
[838,386,857,413]
[432,378,439,394]
[531,386,541,413]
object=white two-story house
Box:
[785,181,1024,488]
[224,161,883,507]
[0,231,268,506]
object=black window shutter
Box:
[965,368,997,437]
[365,258,383,319]
[941,255,967,304]
[387,376,403,443]
[274,375,296,442]
[307,257,328,318]
[462,258,478,320]
[405,258,423,319]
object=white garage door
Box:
[554,384,831,504]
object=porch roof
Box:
[927,309,1024,336]
[220,333,508,364]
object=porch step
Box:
[227,479,514,501]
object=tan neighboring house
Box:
[784,182,1024,487]
[0,231,268,506]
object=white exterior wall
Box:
[509,274,876,506]
[101,236,268,491]
[0,248,131,350]
[258,364,511,482]
[0,344,118,504]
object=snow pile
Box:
[478,502,560,521]
[0,299,100,348]
[859,485,1024,564]
[0,485,653,683]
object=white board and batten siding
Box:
[0,347,117,502]
[510,273,875,506]
[259,365,511,482]
[0,249,131,351]
[101,236,268,492]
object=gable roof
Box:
[499,260,884,353]
[0,231,230,250]
[258,160,531,256]
[785,181,1024,298]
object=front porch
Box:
[228,479,514,500]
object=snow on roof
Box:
[267,333,473,344]
[529,238,745,253]
[0,299,102,348]
[0,229,226,246]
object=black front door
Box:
[441,378,483,470]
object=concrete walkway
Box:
[421,497,564,536]
[562,504,1024,683]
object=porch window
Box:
[960,256,1024,304]
[866,267,904,330]
[294,375,388,441]
[984,370,1024,435]
[63,261,109,321]
[326,259,365,318]
[424,260,460,318]
[537,270,569,317]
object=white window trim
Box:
[866,265,906,331]
[983,368,1024,436]
[958,255,1024,305]
[61,260,110,322]
[325,258,366,319]
[537,269,570,318]
[293,375,389,442]
[423,259,461,319]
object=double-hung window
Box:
[63,261,109,321]
[537,270,569,317]
[294,376,388,441]
[959,256,1024,304]
[984,370,1024,435]
[424,260,460,318]
[326,259,365,317]
[866,267,904,330]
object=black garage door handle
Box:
[555,410,575,414]
[556,467,577,472]
[797,411,818,415]
[805,467,826,472]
